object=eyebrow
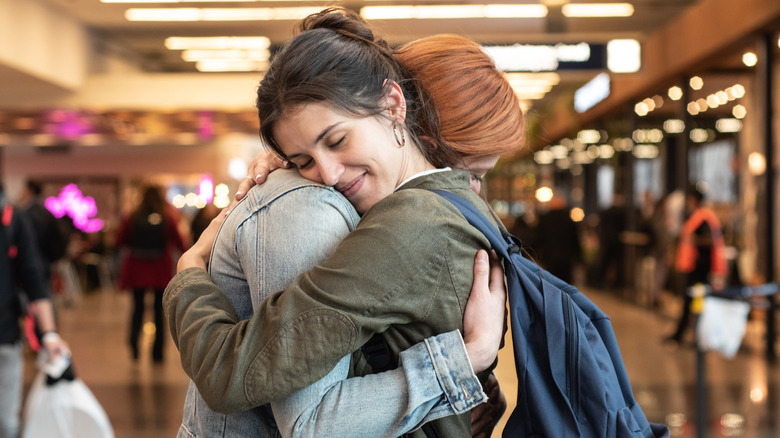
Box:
[286,122,343,160]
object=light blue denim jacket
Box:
[178,170,485,437]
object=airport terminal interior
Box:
[4,0,780,436]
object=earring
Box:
[392,121,406,147]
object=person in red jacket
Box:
[117,185,185,362]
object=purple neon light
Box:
[45,184,104,233]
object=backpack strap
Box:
[429,190,517,257]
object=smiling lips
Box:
[338,174,364,198]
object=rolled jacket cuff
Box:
[401,329,487,413]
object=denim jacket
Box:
[177,170,485,437]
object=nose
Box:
[307,154,343,187]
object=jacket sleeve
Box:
[14,210,50,302]
[164,190,464,413]
[270,330,487,438]
[165,268,360,413]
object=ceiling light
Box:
[104,0,252,2]
[706,94,720,108]
[730,84,745,98]
[632,144,659,159]
[562,3,634,17]
[166,36,271,50]
[503,72,560,100]
[182,49,270,62]
[606,39,640,73]
[536,186,554,202]
[748,152,766,175]
[668,86,683,100]
[689,128,712,143]
[634,102,648,116]
[196,59,269,72]
[742,52,758,67]
[534,150,555,165]
[715,118,742,133]
[663,119,685,134]
[577,129,601,144]
[599,144,615,159]
[360,4,548,20]
[503,72,560,87]
[126,7,322,21]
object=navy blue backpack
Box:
[431,190,669,438]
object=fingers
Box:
[487,250,506,300]
[463,249,507,372]
[235,149,291,200]
[235,175,257,201]
[472,250,490,295]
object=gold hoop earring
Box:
[392,121,406,147]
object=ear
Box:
[383,79,407,123]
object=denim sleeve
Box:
[271,330,486,438]
[236,184,360,309]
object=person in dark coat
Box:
[0,185,70,437]
[117,185,185,362]
[535,195,581,283]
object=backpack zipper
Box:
[563,294,580,419]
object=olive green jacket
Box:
[164,169,500,437]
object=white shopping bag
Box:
[696,296,750,359]
[22,370,114,438]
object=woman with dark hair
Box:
[118,185,185,361]
[165,8,523,437]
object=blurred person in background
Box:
[535,193,581,283]
[642,194,676,308]
[594,193,628,290]
[117,185,185,362]
[665,185,727,345]
[18,180,71,293]
[0,184,70,438]
[190,202,220,244]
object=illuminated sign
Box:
[45,184,104,233]
[574,72,611,113]
[483,43,606,72]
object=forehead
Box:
[273,102,340,148]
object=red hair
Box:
[396,34,525,158]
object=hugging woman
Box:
[166,8,523,437]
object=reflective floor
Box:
[21,286,780,437]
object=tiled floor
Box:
[20,286,780,437]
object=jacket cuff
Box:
[399,330,487,413]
